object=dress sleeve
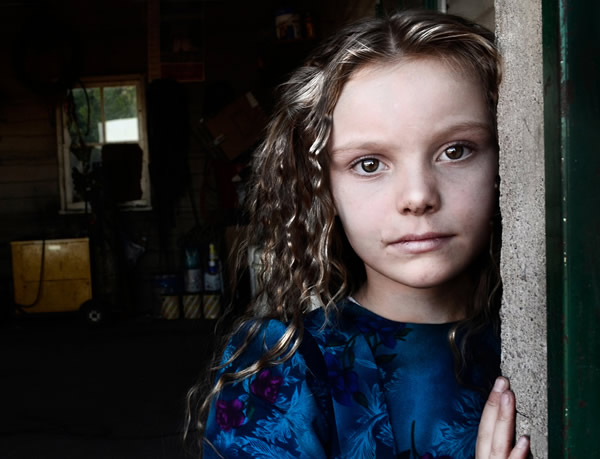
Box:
[203,320,334,458]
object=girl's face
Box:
[328,58,497,314]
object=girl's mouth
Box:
[397,232,451,242]
[390,233,453,254]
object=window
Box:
[57,75,150,211]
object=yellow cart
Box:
[10,238,101,321]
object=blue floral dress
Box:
[204,298,500,458]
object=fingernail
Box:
[501,392,511,405]
[493,377,506,392]
[516,436,530,448]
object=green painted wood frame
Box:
[544,0,600,456]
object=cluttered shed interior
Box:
[0,1,494,458]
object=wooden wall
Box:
[0,0,376,315]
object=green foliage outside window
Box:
[66,84,139,205]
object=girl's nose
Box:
[396,167,440,216]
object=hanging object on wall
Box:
[147,0,205,82]
[101,143,144,203]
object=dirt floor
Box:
[0,313,216,459]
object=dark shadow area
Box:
[0,1,387,457]
[0,315,216,459]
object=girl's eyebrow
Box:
[435,120,492,135]
[330,140,388,154]
[429,120,493,143]
[331,120,492,154]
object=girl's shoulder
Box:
[203,304,361,457]
[220,299,356,374]
[223,318,292,364]
[205,318,336,457]
[221,317,326,371]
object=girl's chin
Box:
[365,264,473,293]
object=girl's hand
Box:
[476,377,530,458]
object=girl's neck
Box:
[353,274,471,324]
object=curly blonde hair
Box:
[186,9,502,451]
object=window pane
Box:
[70,146,102,203]
[68,88,102,144]
[104,86,139,142]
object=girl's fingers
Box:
[508,436,531,459]
[489,390,516,457]
[477,377,531,459]
[476,377,509,457]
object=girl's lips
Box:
[389,233,453,254]
[396,232,451,243]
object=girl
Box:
[188,10,530,459]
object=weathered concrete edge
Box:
[495,0,548,457]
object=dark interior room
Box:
[0,1,495,458]
[0,1,381,457]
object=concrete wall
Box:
[495,1,548,457]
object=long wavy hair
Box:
[186,9,502,452]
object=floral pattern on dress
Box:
[204,301,499,459]
[215,398,246,431]
[431,390,485,458]
[251,369,283,403]
[318,310,412,410]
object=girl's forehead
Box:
[347,55,480,88]
[336,57,485,109]
[328,57,494,152]
[333,56,491,125]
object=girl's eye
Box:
[440,144,472,161]
[354,158,381,174]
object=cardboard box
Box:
[205,92,267,160]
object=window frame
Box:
[56,74,151,212]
